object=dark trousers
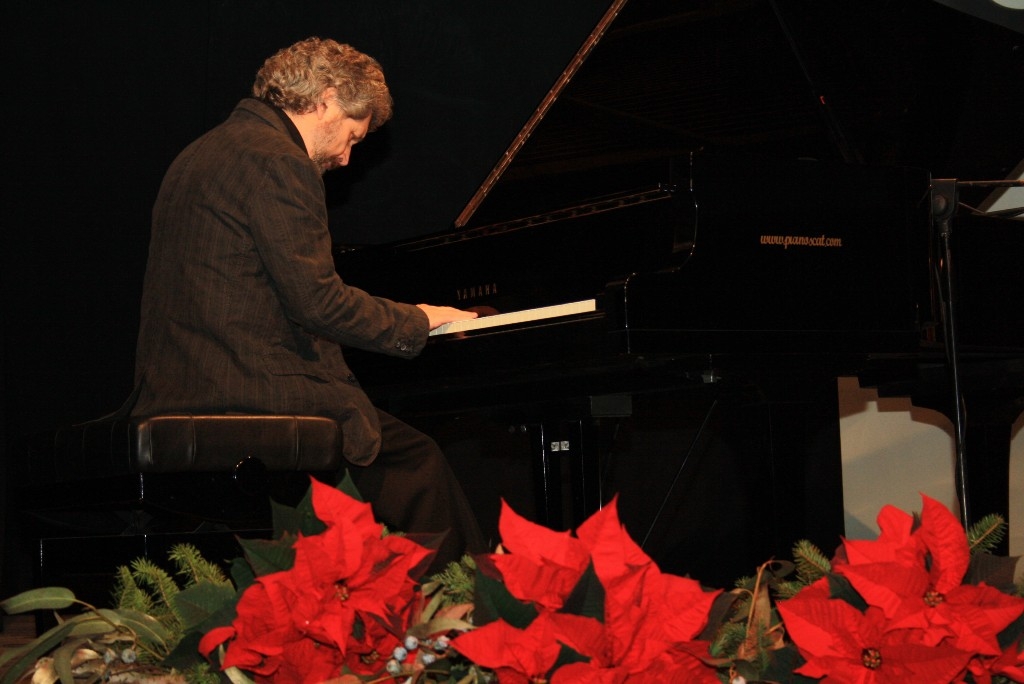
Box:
[349,409,487,574]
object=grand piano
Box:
[334,0,1023,585]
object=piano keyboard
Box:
[429,298,597,337]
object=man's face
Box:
[310,101,370,174]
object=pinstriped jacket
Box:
[132,98,428,465]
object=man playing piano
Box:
[131,37,486,569]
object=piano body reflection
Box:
[334,0,1022,583]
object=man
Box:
[133,37,486,567]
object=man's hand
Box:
[416,304,479,330]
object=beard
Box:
[309,121,344,174]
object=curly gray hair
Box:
[253,37,393,132]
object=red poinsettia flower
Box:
[962,636,1024,684]
[450,610,566,683]
[835,495,1024,657]
[779,577,974,683]
[840,501,924,568]
[342,613,404,676]
[576,497,718,648]
[454,497,720,683]
[489,499,591,610]
[199,479,432,682]
[198,569,350,683]
[287,518,429,653]
[550,497,719,682]
[546,611,719,683]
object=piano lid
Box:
[457,0,847,229]
[328,0,1024,243]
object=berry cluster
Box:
[384,634,452,678]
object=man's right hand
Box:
[416,304,479,330]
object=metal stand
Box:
[930,177,1023,528]
[931,179,970,527]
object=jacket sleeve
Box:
[246,149,429,357]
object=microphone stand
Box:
[930,177,1023,528]
[930,179,969,527]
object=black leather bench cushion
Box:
[132,415,341,473]
[26,414,342,483]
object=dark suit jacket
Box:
[133,98,428,465]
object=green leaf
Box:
[472,566,537,630]
[419,586,446,624]
[230,555,257,593]
[334,470,364,501]
[239,535,296,577]
[270,485,324,539]
[0,618,77,680]
[559,562,604,621]
[160,631,212,673]
[96,608,171,649]
[172,582,239,631]
[65,615,125,638]
[52,636,90,684]
[997,609,1024,650]
[826,573,868,612]
[760,643,816,683]
[547,643,589,679]
[269,497,309,538]
[0,587,77,614]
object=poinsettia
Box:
[779,577,974,683]
[834,495,1024,657]
[551,497,720,682]
[966,636,1024,683]
[576,496,718,650]
[490,499,591,610]
[198,478,432,682]
[450,610,567,683]
[453,497,720,682]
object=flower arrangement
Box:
[2,476,1022,684]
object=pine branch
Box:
[428,555,477,607]
[967,514,1007,556]
[129,557,183,630]
[710,621,747,658]
[791,539,831,585]
[773,580,808,600]
[167,543,230,587]
[111,565,156,616]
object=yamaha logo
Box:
[455,283,499,301]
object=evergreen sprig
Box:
[711,620,748,659]
[167,543,232,588]
[967,513,1007,557]
[111,559,183,638]
[792,539,831,585]
[111,565,158,618]
[428,554,478,608]
[109,543,234,657]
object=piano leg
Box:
[528,417,604,531]
[600,370,846,586]
[495,419,594,532]
[760,368,848,559]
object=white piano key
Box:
[428,298,597,337]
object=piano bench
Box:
[11,414,342,602]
